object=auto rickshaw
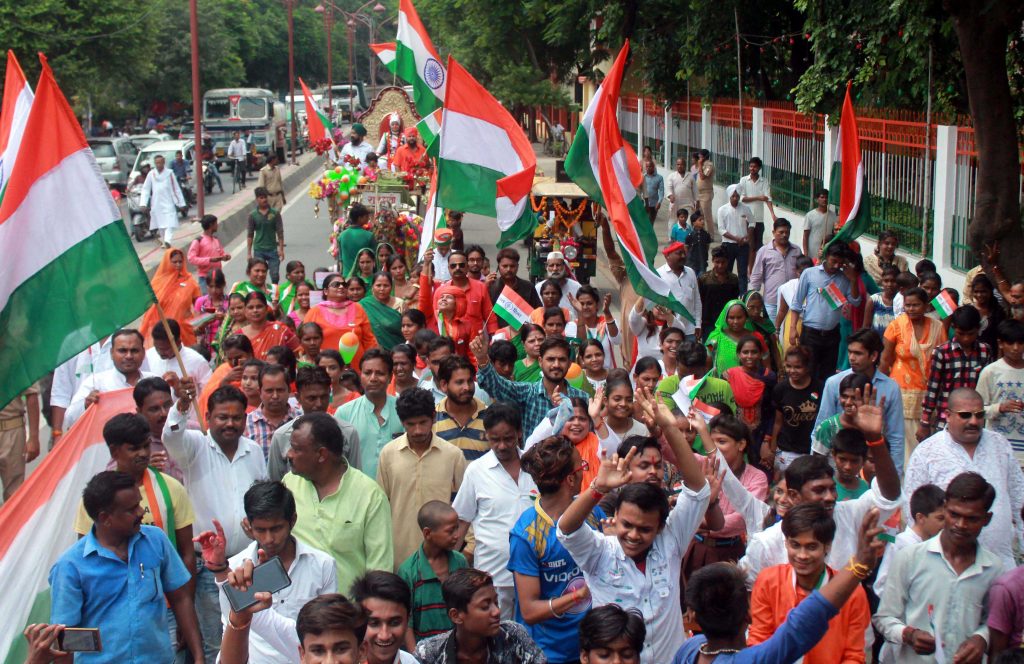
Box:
[528,178,598,284]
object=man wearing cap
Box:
[431,228,454,281]
[341,123,374,168]
[748,217,802,322]
[535,252,582,321]
[391,127,428,173]
[656,241,702,340]
[423,249,495,339]
[718,184,755,292]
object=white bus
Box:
[202,88,283,168]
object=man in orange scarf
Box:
[390,127,428,173]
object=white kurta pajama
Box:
[141,167,185,244]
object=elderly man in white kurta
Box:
[141,154,186,247]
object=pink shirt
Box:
[697,456,769,538]
[187,234,225,279]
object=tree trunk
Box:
[947,0,1024,277]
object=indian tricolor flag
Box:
[396,0,445,117]
[826,82,873,248]
[418,167,445,263]
[0,56,155,411]
[437,56,537,248]
[932,290,958,318]
[300,77,333,145]
[0,388,134,664]
[370,42,397,76]
[691,399,721,423]
[0,51,34,203]
[564,41,693,323]
[821,282,848,310]
[493,285,534,330]
[416,107,442,157]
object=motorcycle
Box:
[177,175,194,218]
[203,159,219,194]
[127,182,154,242]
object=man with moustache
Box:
[64,328,156,429]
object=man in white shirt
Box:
[195,480,337,664]
[140,154,187,247]
[717,184,755,292]
[736,395,903,588]
[340,123,374,168]
[452,402,538,621]
[666,155,698,223]
[656,241,702,340]
[146,318,212,394]
[904,388,1024,569]
[164,380,268,661]
[803,189,837,260]
[226,131,249,187]
[737,156,775,258]
[64,329,156,429]
[535,252,581,320]
[557,389,710,664]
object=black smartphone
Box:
[58,627,102,652]
[222,556,292,613]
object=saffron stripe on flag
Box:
[932,290,958,318]
[821,282,847,310]
[493,285,534,330]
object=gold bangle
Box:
[844,556,871,580]
[228,616,252,631]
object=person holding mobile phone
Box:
[48,471,205,663]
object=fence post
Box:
[701,105,712,150]
[931,125,958,272]
[822,116,838,188]
[751,107,764,160]
[637,96,645,154]
[663,104,672,166]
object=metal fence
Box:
[762,107,825,214]
[709,103,752,187]
[951,129,979,272]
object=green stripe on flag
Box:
[0,221,155,409]
[436,158,503,217]
[497,206,537,248]
[564,128,604,207]
[825,167,871,250]
[395,42,443,117]
[3,588,49,664]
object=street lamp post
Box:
[285,0,297,164]
[189,0,205,217]
[315,0,385,122]
[315,3,335,118]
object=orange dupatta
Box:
[140,248,202,346]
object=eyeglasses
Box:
[449,262,467,269]
[327,281,345,289]
[953,410,986,421]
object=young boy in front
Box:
[397,500,468,642]
[832,429,870,501]
[350,571,420,664]
[872,483,945,602]
[748,502,871,664]
[977,319,1024,467]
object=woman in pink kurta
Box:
[187,215,229,291]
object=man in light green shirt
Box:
[336,349,405,478]
[284,411,394,593]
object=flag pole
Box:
[154,300,207,434]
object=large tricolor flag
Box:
[370,42,397,77]
[395,0,446,117]
[0,56,154,411]
[0,51,34,203]
[826,82,872,248]
[0,388,134,664]
[564,42,693,322]
[437,56,536,248]
[299,76,333,145]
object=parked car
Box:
[128,133,172,151]
[88,137,139,189]
[128,139,196,184]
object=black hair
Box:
[242,358,268,376]
[442,568,494,613]
[846,328,883,357]
[539,336,571,358]
[576,285,601,303]
[784,345,811,368]
[542,306,566,325]
[222,333,255,356]
[915,258,937,275]
[539,280,563,298]
[949,304,981,331]
[360,347,394,374]
[207,385,248,412]
[684,563,749,639]
[464,243,486,259]
[133,376,172,408]
[735,333,762,356]
[521,436,576,494]
[946,471,996,511]
[417,499,458,530]
[605,374,634,397]
[919,271,942,288]
[246,256,269,274]
[708,413,754,463]
[794,255,815,271]
[318,349,344,369]
[711,245,728,260]
[295,594,367,644]
[488,339,518,366]
[659,326,685,343]
[426,336,456,356]
[824,242,849,259]
[495,247,520,263]
[395,387,437,422]
[482,401,522,432]
[881,264,901,279]
[617,435,661,460]
[391,343,417,364]
[254,186,270,199]
[633,356,660,376]
[348,202,371,225]
[258,363,289,388]
[295,365,332,393]
[909,483,946,519]
[676,339,708,367]
[784,455,834,493]
[518,322,545,344]
[781,502,836,544]
[102,413,150,450]
[579,338,605,363]
[206,268,227,289]
[82,471,137,520]
[997,319,1024,344]
[371,270,393,287]
[838,372,871,394]
[437,354,476,384]
[615,481,670,525]
[200,214,218,230]
[350,571,412,614]
[111,328,144,346]
[244,480,297,523]
[578,604,646,654]
[773,217,791,230]
[410,328,437,349]
[749,156,762,167]
[293,412,346,457]
[298,322,323,339]
[831,428,868,459]
[902,286,928,304]
[895,271,919,289]
[151,318,181,343]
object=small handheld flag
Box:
[691,399,721,423]
[931,290,958,319]
[493,285,535,330]
[821,283,848,311]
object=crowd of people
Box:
[10,146,1024,664]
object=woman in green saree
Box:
[743,290,781,373]
[349,247,377,289]
[360,271,406,350]
[705,298,758,376]
[513,323,546,383]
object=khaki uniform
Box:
[257,165,286,210]
[0,385,38,501]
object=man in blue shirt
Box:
[642,160,665,225]
[788,242,862,382]
[813,328,906,474]
[49,471,204,663]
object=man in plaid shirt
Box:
[918,305,993,441]
[245,365,302,458]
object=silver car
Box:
[88,137,139,189]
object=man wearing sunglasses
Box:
[904,387,1024,569]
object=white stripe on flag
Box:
[439,110,524,176]
[397,7,447,100]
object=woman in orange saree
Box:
[235,291,300,360]
[140,248,202,346]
